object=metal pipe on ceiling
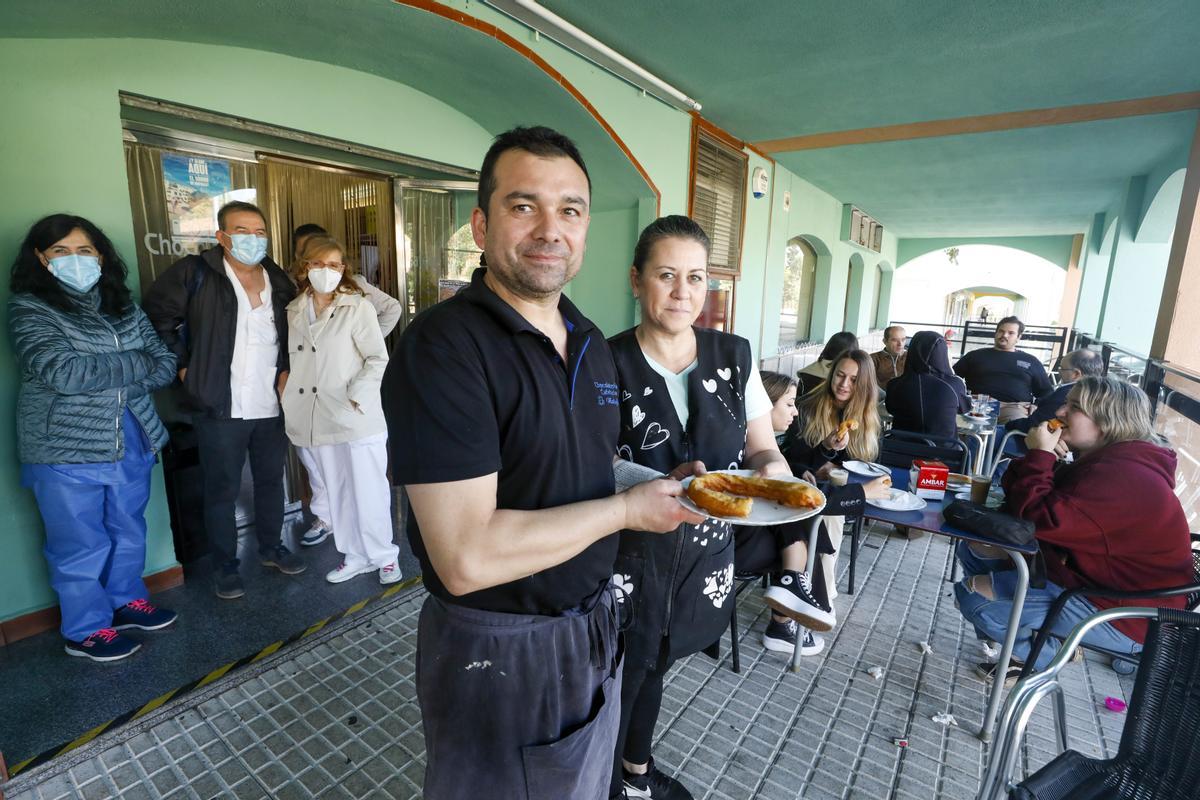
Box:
[482,0,702,113]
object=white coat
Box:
[282,290,388,448]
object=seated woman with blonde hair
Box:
[955,376,1192,684]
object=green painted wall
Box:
[1096,176,1170,354]
[1075,212,1118,333]
[571,206,640,336]
[0,38,494,625]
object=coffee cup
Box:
[829,468,849,487]
[969,473,991,504]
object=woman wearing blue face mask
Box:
[8,214,179,662]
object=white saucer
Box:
[867,488,928,512]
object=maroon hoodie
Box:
[1002,440,1192,642]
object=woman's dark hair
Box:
[632,215,711,273]
[10,214,132,315]
[818,330,859,362]
[291,222,327,253]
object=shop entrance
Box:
[121,119,476,564]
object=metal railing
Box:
[892,319,1070,368]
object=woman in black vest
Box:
[608,216,790,800]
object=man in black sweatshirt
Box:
[953,316,1052,423]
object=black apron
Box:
[416,588,622,800]
[609,327,752,667]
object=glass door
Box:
[394,180,481,328]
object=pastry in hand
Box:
[687,473,823,518]
[1047,419,1065,432]
[835,419,859,439]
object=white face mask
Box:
[307,267,342,294]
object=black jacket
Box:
[885,331,970,439]
[143,246,294,418]
[609,327,751,668]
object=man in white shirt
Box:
[145,202,306,599]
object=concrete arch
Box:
[1136,168,1185,243]
[873,260,894,329]
[795,234,838,339]
[844,252,867,333]
[897,235,1076,271]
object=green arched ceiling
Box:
[538,0,1200,237]
[0,0,653,213]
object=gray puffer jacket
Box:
[9,288,176,464]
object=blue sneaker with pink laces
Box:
[112,598,178,631]
[64,628,141,662]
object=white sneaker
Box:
[300,519,332,547]
[378,561,403,585]
[325,561,374,584]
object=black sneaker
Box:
[260,545,306,575]
[64,628,141,662]
[762,617,825,656]
[763,570,836,631]
[622,757,693,800]
[975,660,1024,688]
[215,565,245,600]
[112,599,178,631]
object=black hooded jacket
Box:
[885,331,970,439]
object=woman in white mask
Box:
[9,214,178,662]
[282,236,399,584]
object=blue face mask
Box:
[227,233,268,265]
[48,254,102,292]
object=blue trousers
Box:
[953,541,1140,670]
[31,468,153,641]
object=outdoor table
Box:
[848,468,1038,741]
[958,412,998,473]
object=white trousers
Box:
[821,515,845,602]
[297,434,398,568]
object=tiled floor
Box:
[2,522,1133,799]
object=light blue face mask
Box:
[227,233,268,265]
[48,254,102,292]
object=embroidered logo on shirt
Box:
[594,381,619,406]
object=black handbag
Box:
[943,499,1047,588]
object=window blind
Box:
[691,131,748,275]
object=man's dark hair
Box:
[1066,348,1104,377]
[292,223,327,252]
[477,126,591,218]
[632,215,710,273]
[217,201,266,231]
[819,331,860,362]
[10,213,133,316]
[996,316,1025,336]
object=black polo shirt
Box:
[385,267,621,616]
[952,347,1053,402]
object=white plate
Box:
[867,488,928,512]
[678,469,826,526]
[843,460,891,478]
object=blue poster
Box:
[161,154,233,243]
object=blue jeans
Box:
[953,541,1141,671]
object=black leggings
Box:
[610,651,674,795]
[734,520,835,607]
